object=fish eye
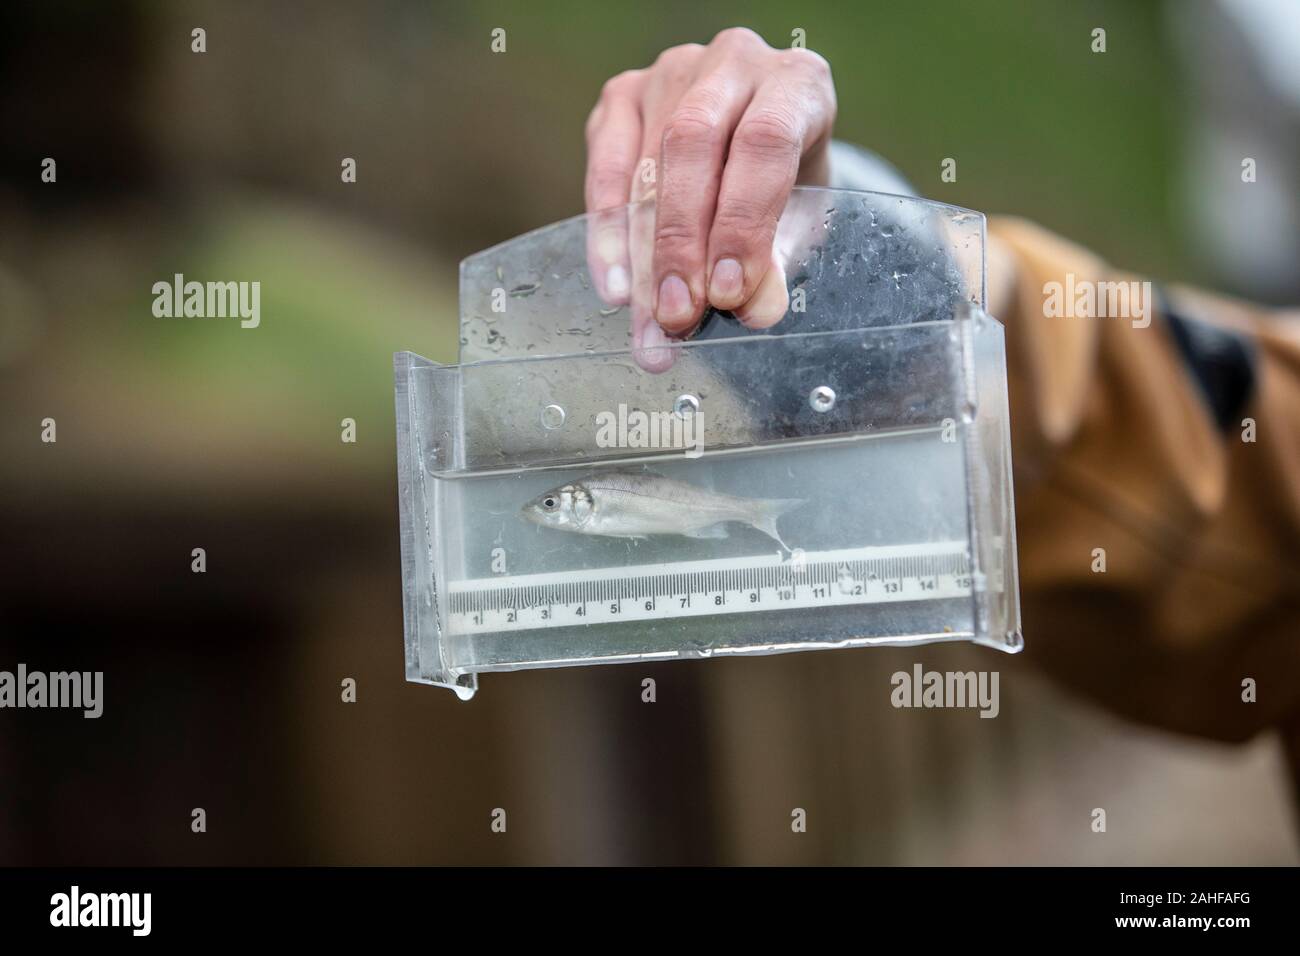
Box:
[543,496,557,510]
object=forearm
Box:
[827,130,1300,738]
[991,214,1300,741]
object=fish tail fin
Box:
[750,498,806,551]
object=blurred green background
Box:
[1,0,1295,865]
[2,0,1194,491]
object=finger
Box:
[629,45,701,203]
[650,72,757,335]
[627,198,675,372]
[707,68,832,313]
[584,72,644,303]
[732,248,789,329]
[624,46,705,369]
[626,148,670,371]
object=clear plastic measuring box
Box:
[395,187,1021,698]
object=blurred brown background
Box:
[1,0,1297,864]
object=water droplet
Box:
[540,404,566,429]
[674,393,700,417]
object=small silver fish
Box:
[521,471,804,549]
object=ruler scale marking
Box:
[447,542,975,635]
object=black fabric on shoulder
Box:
[1158,288,1257,433]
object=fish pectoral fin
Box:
[682,522,730,540]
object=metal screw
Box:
[809,385,836,413]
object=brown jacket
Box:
[992,217,1300,778]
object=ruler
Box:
[447,541,973,635]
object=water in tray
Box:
[433,427,976,673]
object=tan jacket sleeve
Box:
[990,216,1300,748]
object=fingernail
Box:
[606,265,629,298]
[640,322,668,349]
[596,229,624,263]
[709,258,743,302]
[635,321,674,372]
[656,274,693,325]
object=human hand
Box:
[584,28,836,366]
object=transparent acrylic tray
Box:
[396,187,1020,698]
